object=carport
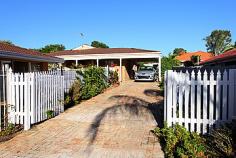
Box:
[52,48,161,82]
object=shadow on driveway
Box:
[86,95,164,147]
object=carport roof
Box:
[51,48,160,56]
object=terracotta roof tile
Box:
[175,51,213,62]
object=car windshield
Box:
[139,66,153,71]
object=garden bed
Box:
[0,124,23,143]
[153,122,236,158]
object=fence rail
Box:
[7,70,64,130]
[164,69,236,134]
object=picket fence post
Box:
[24,73,30,130]
[166,70,173,126]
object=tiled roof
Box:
[175,51,213,62]
[199,49,236,65]
[0,43,63,63]
[51,48,160,56]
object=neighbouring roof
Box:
[51,48,160,56]
[0,43,63,63]
[175,51,213,62]
[73,44,95,50]
[199,49,236,65]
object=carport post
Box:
[75,60,78,67]
[159,57,161,81]
[119,58,122,82]
[96,59,99,67]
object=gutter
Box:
[0,50,64,63]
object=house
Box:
[175,51,213,66]
[0,43,63,73]
[73,44,95,50]
[51,46,161,82]
[200,49,236,66]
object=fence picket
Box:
[166,70,173,126]
[190,71,195,132]
[216,70,221,124]
[179,71,183,125]
[184,71,189,129]
[209,71,214,129]
[203,70,208,133]
[196,70,201,133]
[222,70,227,122]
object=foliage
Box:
[173,48,187,56]
[223,44,235,52]
[191,55,201,64]
[91,41,109,48]
[108,71,119,85]
[0,123,16,137]
[161,54,180,77]
[159,79,164,92]
[204,30,232,55]
[0,40,14,45]
[46,110,54,119]
[204,123,235,157]
[38,44,65,53]
[79,66,107,99]
[64,80,82,108]
[153,123,206,158]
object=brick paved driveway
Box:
[0,81,164,158]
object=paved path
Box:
[0,81,164,158]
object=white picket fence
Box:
[164,69,236,134]
[7,70,64,130]
[63,70,77,93]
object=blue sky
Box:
[0,0,235,55]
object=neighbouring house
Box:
[200,49,236,67]
[0,43,63,73]
[51,46,161,82]
[175,51,213,66]
[73,44,95,50]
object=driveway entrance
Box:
[0,81,164,158]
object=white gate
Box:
[164,69,236,134]
[7,70,64,130]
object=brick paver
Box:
[0,81,164,158]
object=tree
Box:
[223,44,235,52]
[173,48,187,56]
[91,41,109,48]
[38,44,65,53]
[204,30,232,55]
[0,40,14,45]
[161,53,180,77]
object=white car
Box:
[134,66,157,81]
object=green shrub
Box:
[46,110,54,119]
[0,123,16,136]
[153,123,206,158]
[79,66,107,99]
[204,123,235,157]
[108,71,119,85]
[64,80,82,108]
